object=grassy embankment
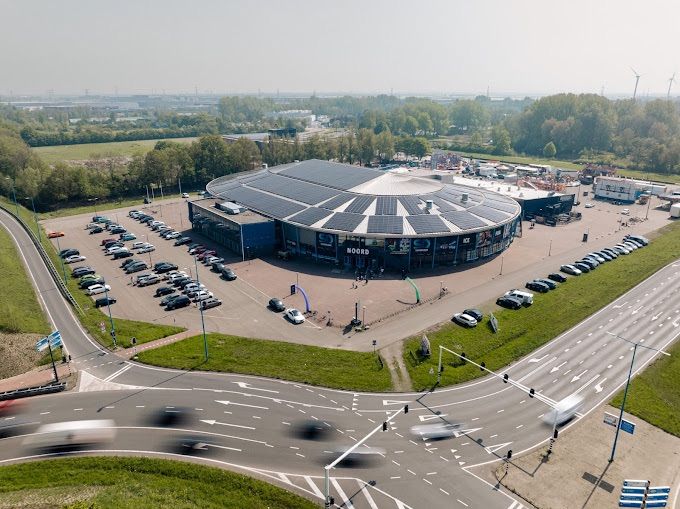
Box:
[37,194,184,221]
[404,219,680,391]
[0,456,318,509]
[0,197,184,349]
[138,332,392,392]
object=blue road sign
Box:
[645,501,667,508]
[622,487,647,494]
[35,337,49,352]
[620,494,644,501]
[624,480,649,487]
[648,493,670,500]
[48,330,62,348]
[620,419,636,435]
[649,487,671,494]
[619,501,643,508]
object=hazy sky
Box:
[3,0,680,97]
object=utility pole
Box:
[103,280,116,348]
[195,254,209,361]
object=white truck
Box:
[504,289,534,306]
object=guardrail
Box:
[0,382,67,401]
[0,203,83,314]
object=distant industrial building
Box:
[593,176,667,203]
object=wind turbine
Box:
[631,67,641,101]
[667,72,676,99]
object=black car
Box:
[463,308,483,322]
[574,262,591,273]
[174,237,192,246]
[199,298,222,310]
[534,278,558,290]
[94,296,117,308]
[221,268,237,281]
[72,267,95,278]
[176,278,197,289]
[126,262,148,274]
[121,258,140,268]
[547,273,567,283]
[155,263,178,274]
[155,286,176,297]
[211,262,225,273]
[110,227,126,234]
[89,227,104,234]
[113,250,134,260]
[496,296,523,310]
[59,248,79,259]
[577,259,597,270]
[80,278,105,289]
[526,281,550,293]
[141,216,154,224]
[103,241,123,250]
[268,298,285,312]
[160,294,181,306]
[166,295,191,311]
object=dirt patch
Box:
[0,485,104,508]
[0,333,44,379]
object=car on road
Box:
[533,278,557,290]
[174,237,192,246]
[94,296,116,308]
[452,312,478,327]
[47,231,65,238]
[181,192,190,198]
[89,227,104,234]
[268,298,285,312]
[199,298,222,310]
[560,264,582,276]
[72,266,95,278]
[285,308,305,324]
[584,203,594,208]
[548,272,567,283]
[138,274,161,287]
[166,295,191,311]
[138,245,155,254]
[120,233,136,241]
[86,284,111,296]
[221,268,237,281]
[59,248,79,259]
[64,254,86,264]
[525,280,550,293]
[462,308,483,322]
[543,394,584,426]
[496,295,523,310]
[410,422,462,440]
[155,286,176,297]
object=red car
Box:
[47,231,65,239]
[197,250,216,261]
[101,237,116,246]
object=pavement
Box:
[0,362,74,393]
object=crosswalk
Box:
[507,501,526,509]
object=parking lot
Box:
[43,188,675,351]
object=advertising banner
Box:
[411,238,433,256]
[386,238,410,255]
[316,232,336,259]
[436,236,458,254]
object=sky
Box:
[3,0,680,98]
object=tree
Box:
[191,135,230,183]
[356,129,375,165]
[543,141,557,158]
[491,125,512,155]
[229,137,262,172]
[403,116,419,136]
[375,130,395,162]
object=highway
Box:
[1,205,679,509]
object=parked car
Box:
[594,250,613,261]
[129,210,140,217]
[105,223,120,231]
[89,227,104,234]
[121,258,140,268]
[452,312,478,327]
[174,237,192,246]
[94,297,116,308]
[526,280,550,293]
[155,263,178,274]
[155,286,176,297]
[167,272,189,283]
[181,192,190,198]
[625,234,649,246]
[573,262,591,273]
[107,246,128,255]
[183,283,206,294]
[47,231,65,238]
[199,298,222,310]
[624,238,644,248]
[65,254,86,264]
[110,227,126,235]
[189,246,206,255]
[579,258,599,269]
[165,231,181,240]
[622,241,639,251]
[221,268,237,281]
[166,295,191,310]
[80,278,105,289]
[72,266,95,278]
[268,298,285,312]
[534,278,557,290]
[192,290,214,302]
[93,215,110,223]
[101,238,116,246]
[285,308,305,324]
[560,264,582,276]
[496,296,523,310]
[173,277,194,288]
[85,223,99,230]
[120,233,137,241]
[504,289,534,306]
[621,208,630,215]
[197,250,216,261]
[86,284,111,296]
[138,245,155,254]
[125,262,148,274]
[138,274,161,287]
[59,248,79,259]
[103,241,123,250]
[211,262,225,273]
[204,256,224,266]
[160,294,181,307]
[602,247,619,258]
[113,251,134,260]
[611,245,630,255]
[584,203,594,208]
[463,309,483,322]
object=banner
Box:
[386,238,410,255]
[411,238,432,256]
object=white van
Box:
[504,289,534,306]
[543,395,584,426]
[23,419,116,450]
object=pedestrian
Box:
[380,267,384,278]
[364,277,368,285]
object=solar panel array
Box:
[278,160,383,190]
[367,216,403,234]
[344,195,374,214]
[287,207,333,226]
[319,193,355,210]
[375,196,397,215]
[406,215,449,234]
[431,197,457,213]
[398,196,424,215]
[483,199,518,214]
[248,174,338,205]
[442,211,488,231]
[322,212,366,232]
[468,205,511,223]
[222,187,305,219]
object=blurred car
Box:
[181,192,190,198]
[268,298,285,312]
[621,208,630,215]
[584,203,594,208]
[410,422,462,440]
[452,313,477,327]
[65,254,86,264]
[86,284,111,296]
[47,231,65,238]
[89,227,104,234]
[543,394,584,426]
[463,308,483,322]
[496,295,523,310]
[560,264,582,276]
[221,268,237,280]
[23,419,116,452]
[285,308,305,324]
[94,296,116,308]
[291,420,332,441]
[155,286,176,297]
[138,245,155,254]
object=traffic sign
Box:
[624,480,650,487]
[489,313,499,333]
[649,487,671,494]
[620,419,636,435]
[48,330,62,348]
[604,412,619,427]
[35,337,49,352]
[99,321,106,333]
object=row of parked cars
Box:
[58,246,117,308]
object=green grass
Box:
[0,456,318,509]
[611,339,680,437]
[138,332,392,392]
[0,197,185,349]
[404,220,680,390]
[33,137,196,164]
[38,195,180,220]
[0,225,49,334]
[615,168,680,185]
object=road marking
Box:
[207,443,242,452]
[574,374,600,395]
[652,312,663,321]
[528,355,548,363]
[497,409,504,413]
[518,356,557,382]
[73,408,83,411]
[516,424,524,429]
[304,476,324,498]
[484,442,513,454]
[200,419,256,430]
[407,469,416,476]
[550,361,567,373]
[457,500,469,507]
[391,476,401,479]
[232,381,279,393]
[330,478,354,509]
[419,414,447,422]
[215,400,269,410]
[632,306,643,315]
[357,480,379,509]
[103,363,132,382]
[571,369,588,383]
[440,456,449,462]
[392,460,400,466]
[382,399,410,406]
[40,411,50,415]
[594,378,607,393]
[423,478,432,485]
[607,365,612,369]
[440,488,450,495]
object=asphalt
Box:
[1,205,680,508]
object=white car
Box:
[285,308,305,324]
[584,203,594,208]
[86,284,111,296]
[452,313,478,328]
[184,283,206,295]
[622,241,638,251]
[181,192,190,198]
[165,231,181,239]
[621,208,630,215]
[106,246,128,255]
[587,252,606,263]
[613,244,631,254]
[410,422,463,440]
[164,270,186,280]
[168,272,189,283]
[65,254,86,264]
[192,290,214,302]
[85,223,99,230]
[138,245,155,253]
[131,241,147,250]
[560,264,582,276]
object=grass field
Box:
[615,168,680,185]
[38,194,182,220]
[437,148,584,170]
[611,339,680,437]
[404,219,680,390]
[138,332,393,391]
[0,456,318,509]
[33,137,196,164]
[0,197,185,349]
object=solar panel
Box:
[483,199,519,214]
[222,187,305,219]
[287,207,333,226]
[319,193,355,210]
[277,160,383,190]
[469,205,512,223]
[442,211,488,230]
[344,195,374,214]
[367,216,403,234]
[398,196,424,215]
[431,197,457,212]
[322,212,365,232]
[248,174,338,205]
[375,196,397,215]
[406,215,450,234]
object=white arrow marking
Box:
[651,312,663,321]
[613,302,628,309]
[419,414,447,422]
[484,442,513,455]
[673,319,680,328]
[215,400,269,410]
[206,443,242,452]
[631,306,643,315]
[458,461,466,466]
[200,419,256,430]
[571,369,588,383]
[594,378,607,393]
[528,355,548,363]
[383,399,411,406]
[550,361,567,373]
[232,382,279,393]
[574,374,600,395]
[202,391,344,411]
[452,427,482,438]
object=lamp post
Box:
[645,185,652,220]
[362,306,366,328]
[25,197,40,241]
[54,235,68,283]
[4,177,19,216]
[548,239,552,257]
[606,332,670,462]
[194,254,208,361]
[89,197,99,216]
[103,279,117,349]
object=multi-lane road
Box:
[1,206,679,509]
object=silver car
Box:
[410,422,463,440]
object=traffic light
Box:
[553,429,558,439]
[503,373,509,383]
[529,388,535,398]
[507,450,513,460]
[404,405,409,414]
[382,421,387,431]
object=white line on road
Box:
[331,478,354,509]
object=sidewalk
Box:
[0,362,74,393]
[115,329,202,360]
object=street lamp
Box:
[4,177,19,216]
[194,254,208,361]
[103,279,117,349]
[89,197,99,216]
[24,197,40,241]
[54,235,68,283]
[605,332,670,462]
